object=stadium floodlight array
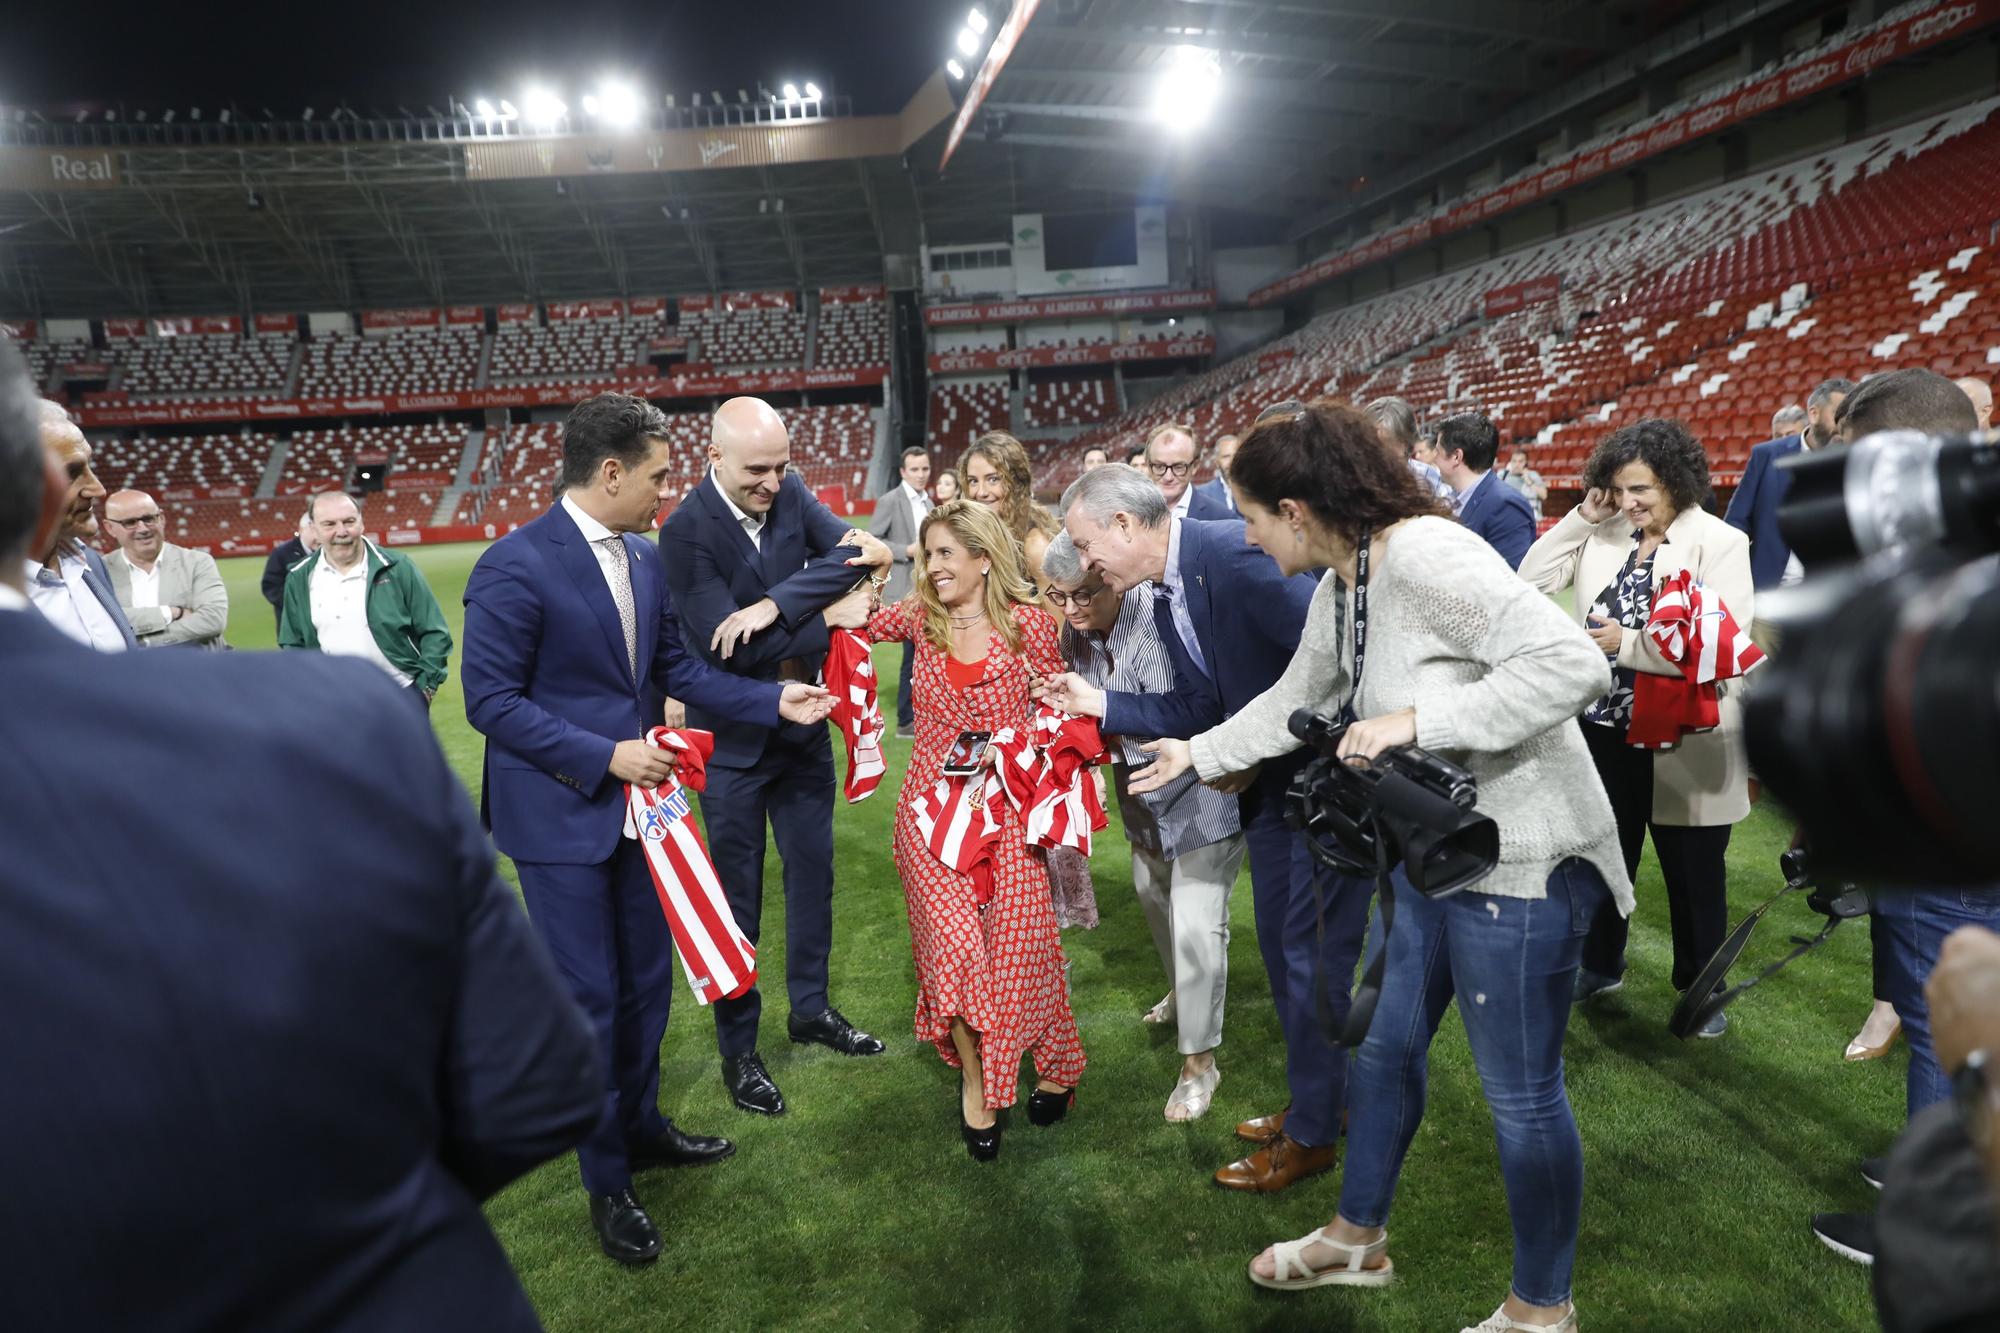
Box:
[950,7,991,78]
[1155,46,1221,133]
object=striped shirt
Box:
[1064,588,1241,859]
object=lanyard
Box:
[1341,533,1371,724]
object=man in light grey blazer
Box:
[866,445,931,738]
[102,488,229,649]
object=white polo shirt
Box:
[309,552,410,687]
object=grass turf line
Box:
[219,544,1893,1331]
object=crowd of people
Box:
[5,328,2000,1331]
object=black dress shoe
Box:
[629,1117,735,1170]
[722,1052,786,1115]
[1027,1087,1075,1126]
[788,1006,886,1056]
[959,1101,1003,1162]
[588,1189,662,1265]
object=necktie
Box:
[597,535,639,680]
[1151,583,1208,679]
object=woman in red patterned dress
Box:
[866,499,1087,1160]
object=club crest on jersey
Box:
[638,789,692,840]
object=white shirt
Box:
[26,550,128,652]
[126,557,163,609]
[0,581,28,613]
[712,472,766,552]
[1156,517,1210,677]
[309,550,410,687]
[1169,487,1193,521]
[903,480,932,518]
[562,493,634,597]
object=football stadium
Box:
[4,2,1999,1330]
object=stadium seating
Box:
[163,496,305,552]
[684,304,806,369]
[295,327,483,398]
[815,296,890,369]
[1022,374,1117,429]
[92,431,277,497]
[360,489,444,531]
[487,318,655,386]
[116,330,294,401]
[926,379,1009,471]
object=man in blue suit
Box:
[1147,422,1234,522]
[1433,412,1535,570]
[462,393,834,1266]
[659,397,890,1118]
[0,343,603,1331]
[1191,431,1240,515]
[1042,464,1372,1194]
[25,400,136,650]
[1725,377,1853,599]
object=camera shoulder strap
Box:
[1340,535,1370,724]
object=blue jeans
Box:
[1337,858,1609,1309]
[1874,886,2000,1117]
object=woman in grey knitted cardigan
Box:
[1133,403,1633,1333]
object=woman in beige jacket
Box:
[1519,418,1753,1038]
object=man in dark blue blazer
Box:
[1041,464,1373,1194]
[1725,376,1854,595]
[462,394,834,1266]
[1191,431,1240,515]
[1433,412,1535,570]
[658,397,889,1117]
[0,345,602,1331]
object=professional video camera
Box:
[1745,428,2000,883]
[1669,428,1999,1036]
[1283,709,1499,1044]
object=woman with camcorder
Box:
[1131,401,1632,1333]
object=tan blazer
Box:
[104,543,230,649]
[1519,503,1753,827]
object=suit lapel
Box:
[79,550,137,650]
[1175,521,1214,676]
[755,484,792,587]
[699,472,766,578]
[544,505,636,689]
[1460,472,1491,524]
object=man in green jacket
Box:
[279,492,453,708]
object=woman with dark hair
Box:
[1131,400,1630,1331]
[932,466,961,505]
[1520,417,1754,1038]
[962,431,1061,579]
[864,499,1085,1160]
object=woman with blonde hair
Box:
[865,499,1086,1160]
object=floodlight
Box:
[582,94,601,116]
[804,82,821,100]
[498,99,517,119]
[161,110,174,124]
[968,8,988,34]
[956,27,981,56]
[711,90,724,105]
[475,98,494,117]
[302,107,315,121]
[1153,45,1221,132]
[596,80,642,128]
[521,87,567,128]
[946,59,966,80]
[782,83,799,102]
[738,89,749,103]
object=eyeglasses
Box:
[1045,583,1108,608]
[106,512,164,528]
[1147,461,1193,479]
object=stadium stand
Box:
[685,302,807,369]
[1022,374,1117,429]
[294,327,484,398]
[92,431,278,497]
[926,378,1009,470]
[115,329,294,401]
[487,318,655,386]
[815,294,890,369]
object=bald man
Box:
[1955,376,1992,432]
[659,396,892,1115]
[25,401,134,651]
[102,489,229,648]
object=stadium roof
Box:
[0,1,1869,316]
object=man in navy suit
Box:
[462,393,834,1266]
[659,397,890,1118]
[1041,464,1372,1194]
[24,400,136,650]
[1433,412,1535,570]
[1191,431,1240,515]
[0,344,603,1331]
[1726,377,1853,600]
[1147,422,1233,522]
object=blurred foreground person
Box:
[0,342,602,1331]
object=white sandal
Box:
[1461,1301,1578,1332]
[1247,1228,1394,1291]
[1141,990,1175,1025]
[1164,1065,1220,1122]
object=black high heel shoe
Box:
[959,1102,1003,1161]
[1027,1086,1075,1127]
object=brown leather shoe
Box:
[1235,1107,1287,1145]
[1214,1132,1338,1193]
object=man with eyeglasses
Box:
[1145,423,1231,522]
[102,489,229,649]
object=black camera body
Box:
[1283,709,1499,897]
[1744,429,2000,884]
